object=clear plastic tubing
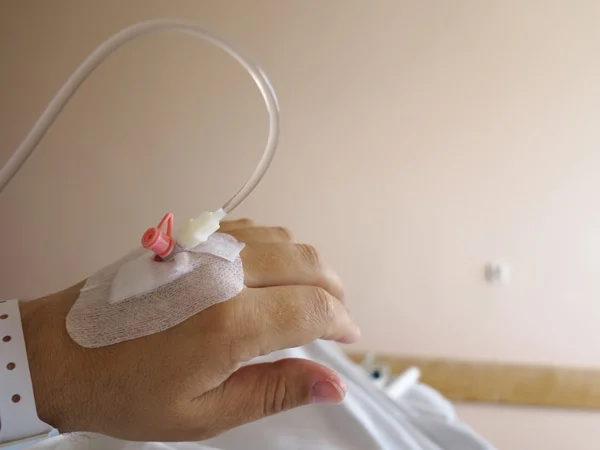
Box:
[0,18,280,215]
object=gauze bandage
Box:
[66,233,245,348]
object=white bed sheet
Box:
[27,341,494,450]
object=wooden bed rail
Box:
[347,352,600,410]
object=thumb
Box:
[203,358,346,429]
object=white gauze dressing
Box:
[66,233,245,348]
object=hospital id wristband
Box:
[0,300,54,448]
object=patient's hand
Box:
[20,219,360,442]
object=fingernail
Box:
[311,379,347,405]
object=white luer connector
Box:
[177,209,227,249]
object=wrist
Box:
[19,283,86,432]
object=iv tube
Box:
[0,18,280,215]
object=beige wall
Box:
[2,1,600,448]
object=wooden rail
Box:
[347,352,600,410]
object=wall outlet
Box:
[484,262,510,284]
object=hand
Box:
[19,220,360,442]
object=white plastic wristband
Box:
[0,300,54,448]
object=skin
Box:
[18,219,360,442]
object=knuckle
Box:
[236,218,255,228]
[296,245,345,301]
[309,287,336,323]
[262,372,297,416]
[297,243,321,268]
[275,226,294,241]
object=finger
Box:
[219,219,256,232]
[241,243,344,301]
[224,226,294,244]
[200,359,346,433]
[227,286,360,363]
